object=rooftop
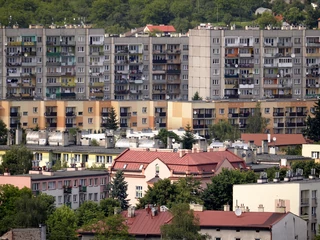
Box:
[255,154,311,162]
[15,169,108,180]
[112,148,246,174]
[241,134,307,147]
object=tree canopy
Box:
[182,124,196,149]
[209,120,240,142]
[155,129,181,147]
[0,145,33,175]
[202,168,257,210]
[304,100,320,142]
[105,106,119,131]
[246,102,268,134]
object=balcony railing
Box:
[44,112,57,117]
[120,123,128,127]
[167,69,181,74]
[301,198,309,206]
[79,186,87,192]
[66,111,75,117]
[159,123,167,128]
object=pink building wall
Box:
[0,176,32,189]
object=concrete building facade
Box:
[233,177,320,239]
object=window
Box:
[73,194,77,202]
[100,178,106,185]
[142,107,147,113]
[42,182,47,191]
[88,107,93,113]
[89,179,93,186]
[94,178,98,185]
[219,109,225,114]
[94,193,98,201]
[215,238,221,240]
[183,45,189,50]
[136,186,143,198]
[212,79,219,85]
[23,111,28,116]
[213,59,219,64]
[312,151,319,159]
[144,45,148,51]
[33,107,38,113]
[142,118,147,124]
[58,196,62,204]
[89,193,93,200]
[48,181,56,190]
[73,180,77,186]
[88,118,93,124]
[123,164,127,169]
[77,46,84,52]
[294,48,301,54]
[33,118,38,124]
[212,38,220,44]
[78,57,84,63]
[265,108,270,114]
[155,164,159,174]
[58,181,62,189]
[32,183,39,191]
[106,156,112,163]
[96,155,105,163]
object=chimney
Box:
[258,204,264,212]
[189,203,204,212]
[62,131,69,146]
[240,204,245,212]
[76,130,82,145]
[261,140,268,154]
[245,206,250,212]
[179,149,186,158]
[192,148,197,153]
[151,207,158,216]
[309,168,316,179]
[167,136,173,149]
[223,204,230,211]
[127,206,135,218]
[105,133,115,148]
[275,205,286,213]
[15,128,23,145]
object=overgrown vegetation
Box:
[1,0,320,34]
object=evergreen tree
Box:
[192,91,202,100]
[106,107,118,130]
[108,170,129,210]
[246,102,268,133]
[303,99,320,142]
[182,124,196,149]
[0,120,7,145]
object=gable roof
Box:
[196,211,288,229]
[112,149,246,174]
[144,24,176,33]
[241,134,307,147]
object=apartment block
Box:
[233,175,320,239]
[0,169,109,209]
[0,98,316,136]
[188,28,320,101]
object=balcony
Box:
[167,79,181,84]
[229,113,239,118]
[60,41,76,46]
[239,84,254,89]
[224,94,239,99]
[301,198,309,206]
[46,72,62,77]
[79,186,87,192]
[297,122,306,127]
[277,42,293,47]
[273,112,285,117]
[167,69,181,74]
[66,111,75,117]
[238,53,253,58]
[152,89,166,94]
[194,114,205,118]
[286,122,296,127]
[46,61,61,66]
[159,112,167,117]
[114,90,130,94]
[239,112,250,118]
[90,92,104,98]
[159,123,167,128]
[193,125,205,129]
[62,72,76,77]
[48,123,57,128]
[46,52,61,57]
[278,62,293,68]
[10,112,19,117]
[273,94,292,99]
[224,74,239,78]
[44,112,57,117]
[101,112,109,117]
[238,63,254,68]
[152,69,166,74]
[65,123,76,128]
[7,41,22,46]
[6,62,21,67]
[9,123,18,128]
[120,112,131,117]
[120,123,128,128]
[90,82,104,87]
[273,123,284,128]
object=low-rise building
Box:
[233,172,320,239]
[78,206,307,240]
[110,148,247,206]
[0,168,109,209]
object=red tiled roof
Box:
[112,149,246,173]
[123,209,172,235]
[196,211,287,229]
[241,134,307,147]
[145,25,176,33]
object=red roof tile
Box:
[123,209,172,235]
[145,25,176,33]
[112,149,246,174]
[196,211,287,229]
[241,133,307,147]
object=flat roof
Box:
[0,145,126,154]
[235,177,320,186]
[16,169,108,180]
[255,154,311,162]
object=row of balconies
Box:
[46,40,76,46]
[273,122,306,128]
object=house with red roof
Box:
[109,148,247,206]
[144,24,176,34]
[78,206,307,240]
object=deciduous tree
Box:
[155,129,181,147]
[209,120,240,142]
[0,145,33,175]
[246,102,268,133]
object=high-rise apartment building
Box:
[189,28,320,101]
[1,25,189,102]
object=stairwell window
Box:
[155,164,159,175]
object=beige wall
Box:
[302,144,320,158]
[200,228,270,240]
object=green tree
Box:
[284,7,306,25]
[257,12,278,29]
[161,203,209,240]
[209,120,240,142]
[105,106,118,131]
[182,124,196,149]
[0,120,8,145]
[291,161,320,178]
[174,177,203,205]
[192,92,202,100]
[109,170,129,210]
[14,192,55,228]
[83,214,132,240]
[155,129,181,147]
[76,201,104,227]
[0,184,32,235]
[47,205,78,240]
[202,169,257,210]
[265,167,289,181]
[222,13,233,26]
[246,102,268,133]
[271,0,288,14]
[100,198,121,217]
[91,138,100,146]
[0,145,33,175]
[284,145,302,155]
[304,100,320,142]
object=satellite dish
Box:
[235,208,242,217]
[166,95,170,100]
[291,53,295,58]
[235,64,238,68]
